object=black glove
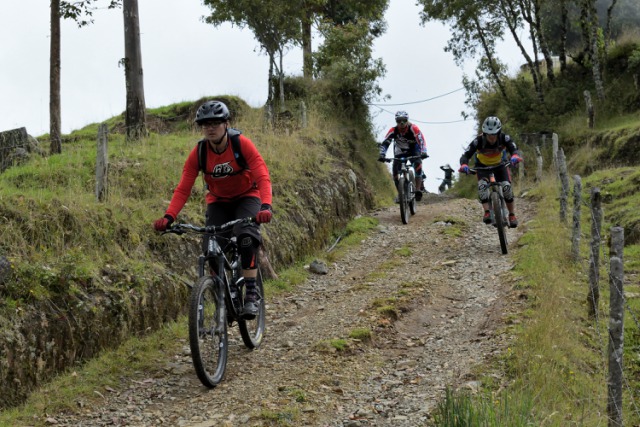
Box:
[420,152,428,159]
[378,156,386,162]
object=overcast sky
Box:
[0,0,526,192]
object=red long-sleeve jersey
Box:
[165,134,272,220]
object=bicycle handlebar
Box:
[466,162,511,175]
[382,155,427,163]
[164,217,255,236]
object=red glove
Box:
[510,154,522,165]
[153,215,174,231]
[256,204,272,224]
[458,164,469,174]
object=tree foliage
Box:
[60,0,121,27]
[314,20,386,117]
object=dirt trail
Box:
[48,193,530,427]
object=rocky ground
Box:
[45,193,531,427]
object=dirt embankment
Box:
[39,193,530,427]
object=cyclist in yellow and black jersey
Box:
[458,116,522,228]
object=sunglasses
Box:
[200,120,225,128]
[396,119,407,124]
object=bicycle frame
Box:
[384,155,420,224]
[164,217,266,387]
[468,162,511,254]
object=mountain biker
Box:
[458,116,522,228]
[438,164,454,193]
[378,111,428,201]
[153,100,273,317]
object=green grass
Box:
[0,320,186,424]
[439,173,640,426]
[432,387,534,426]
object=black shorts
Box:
[203,197,262,250]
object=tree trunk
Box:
[472,16,508,100]
[278,48,285,112]
[499,0,544,102]
[604,0,619,53]
[302,9,313,80]
[532,0,555,83]
[123,0,147,141]
[49,0,62,154]
[586,0,605,100]
[559,0,568,72]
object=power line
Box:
[368,87,465,106]
[370,105,469,125]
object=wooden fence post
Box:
[584,90,595,129]
[558,148,569,223]
[301,100,308,129]
[572,175,582,261]
[587,188,602,317]
[607,226,624,427]
[95,123,109,202]
[535,146,543,182]
[552,133,558,173]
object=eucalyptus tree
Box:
[497,0,546,101]
[418,0,510,102]
[202,0,301,116]
[49,0,120,154]
[122,0,147,140]
[314,19,386,118]
[312,0,388,118]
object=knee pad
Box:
[501,181,514,202]
[239,235,259,270]
[478,180,490,203]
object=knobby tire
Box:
[491,191,508,254]
[398,176,409,224]
[189,275,228,388]
[238,267,266,349]
[408,179,417,216]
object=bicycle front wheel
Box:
[491,191,508,254]
[238,267,266,349]
[398,176,409,224]
[408,179,417,215]
[189,275,228,388]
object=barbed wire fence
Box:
[543,133,640,427]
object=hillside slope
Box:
[4,194,531,426]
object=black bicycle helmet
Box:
[481,116,502,135]
[195,100,230,124]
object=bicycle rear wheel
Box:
[189,275,228,388]
[491,191,508,254]
[238,267,266,349]
[398,176,409,224]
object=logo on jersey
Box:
[211,162,234,178]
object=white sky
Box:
[0,0,526,192]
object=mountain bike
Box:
[384,155,422,224]
[164,217,266,387]
[468,162,512,255]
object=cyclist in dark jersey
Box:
[378,110,428,201]
[458,116,522,228]
[153,100,272,317]
[438,164,454,193]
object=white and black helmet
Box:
[481,116,502,135]
[395,111,409,122]
[195,100,230,124]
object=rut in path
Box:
[42,194,529,427]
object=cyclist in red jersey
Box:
[153,100,272,317]
[458,116,522,228]
[378,111,428,201]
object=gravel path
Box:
[48,193,530,427]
